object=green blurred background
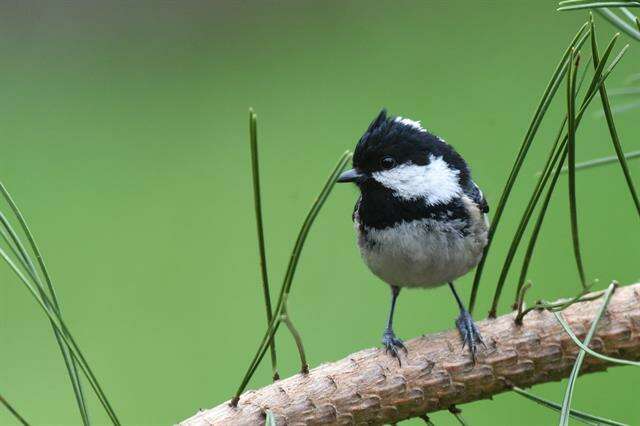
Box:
[1,1,638,425]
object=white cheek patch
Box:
[372,155,462,204]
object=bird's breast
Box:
[354,195,488,288]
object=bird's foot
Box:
[455,310,485,362]
[382,329,407,366]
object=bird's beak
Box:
[337,168,365,183]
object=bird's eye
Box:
[381,156,396,169]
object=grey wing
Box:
[466,180,489,214]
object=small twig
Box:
[517,288,603,322]
[280,295,309,374]
[514,281,532,325]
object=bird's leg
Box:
[382,285,407,364]
[448,282,485,362]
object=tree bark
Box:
[180,283,640,425]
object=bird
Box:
[337,108,489,363]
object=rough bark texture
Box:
[180,283,640,425]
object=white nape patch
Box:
[394,116,427,133]
[372,155,462,204]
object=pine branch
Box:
[180,283,640,425]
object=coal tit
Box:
[338,109,489,363]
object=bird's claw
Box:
[455,310,485,362]
[382,329,407,366]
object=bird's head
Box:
[338,109,470,205]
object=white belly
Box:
[356,215,488,288]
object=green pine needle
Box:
[0,182,125,424]
[567,47,588,290]
[597,8,640,40]
[0,394,30,426]
[590,18,640,217]
[558,1,640,12]
[0,182,121,424]
[248,109,279,380]
[469,21,591,314]
[489,28,628,316]
[554,310,640,367]
[232,150,352,403]
[265,410,277,426]
[513,386,627,425]
[515,142,568,301]
[554,150,640,173]
[559,283,618,425]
